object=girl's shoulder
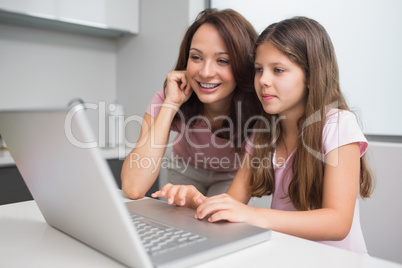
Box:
[325,108,356,124]
[323,108,368,156]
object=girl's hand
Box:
[151,183,205,209]
[164,71,193,107]
[195,194,254,223]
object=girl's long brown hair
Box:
[248,17,373,210]
[165,8,261,150]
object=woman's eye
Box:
[217,59,229,65]
[190,55,201,61]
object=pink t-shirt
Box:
[145,89,244,172]
[246,109,369,254]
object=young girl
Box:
[121,9,260,199]
[152,16,374,254]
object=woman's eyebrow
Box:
[190,47,202,53]
[190,47,229,56]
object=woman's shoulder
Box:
[145,89,166,117]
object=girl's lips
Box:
[198,82,221,93]
[262,94,276,102]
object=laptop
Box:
[0,106,271,268]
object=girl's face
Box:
[186,23,236,107]
[254,42,308,119]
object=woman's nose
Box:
[199,60,216,78]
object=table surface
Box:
[1,197,401,268]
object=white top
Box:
[246,110,369,254]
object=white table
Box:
[1,198,401,268]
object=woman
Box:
[121,8,261,199]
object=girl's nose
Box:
[199,60,216,78]
[258,72,272,87]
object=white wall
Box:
[0,23,116,109]
[212,0,402,136]
[116,0,189,145]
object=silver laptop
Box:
[0,106,271,268]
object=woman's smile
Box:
[198,82,221,93]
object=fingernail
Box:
[168,198,172,204]
[179,200,185,206]
[161,191,165,195]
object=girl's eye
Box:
[254,67,263,73]
[274,68,284,73]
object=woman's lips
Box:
[198,82,221,93]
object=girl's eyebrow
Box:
[190,47,229,56]
[255,60,287,66]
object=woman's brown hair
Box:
[248,17,373,210]
[165,8,261,150]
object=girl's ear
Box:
[304,74,309,90]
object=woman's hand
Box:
[164,71,193,107]
[195,193,255,224]
[152,183,206,209]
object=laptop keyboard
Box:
[129,212,207,256]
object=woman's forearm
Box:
[121,104,178,199]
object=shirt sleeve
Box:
[144,89,182,132]
[322,110,368,157]
[145,89,165,118]
[244,132,255,155]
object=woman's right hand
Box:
[164,71,193,107]
[151,183,206,210]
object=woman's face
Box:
[186,23,236,107]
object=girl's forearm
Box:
[249,207,353,241]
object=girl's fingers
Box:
[207,210,229,222]
[194,194,231,219]
[195,200,220,219]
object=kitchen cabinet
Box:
[0,0,139,38]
